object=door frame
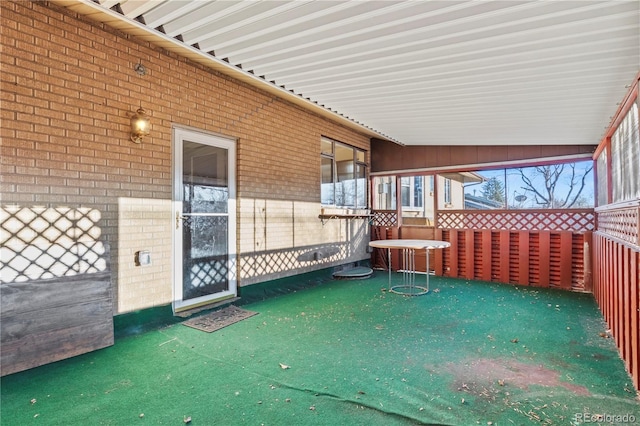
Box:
[171,126,237,313]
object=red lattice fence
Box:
[438,209,595,232]
[371,210,398,228]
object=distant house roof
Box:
[464,194,504,210]
[440,171,485,184]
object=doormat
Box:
[182,305,258,333]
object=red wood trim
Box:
[637,206,640,247]
[519,231,530,286]
[539,232,551,287]
[434,228,445,276]
[434,240,444,276]
[614,243,621,350]
[500,231,510,284]
[633,250,639,388]
[560,231,573,290]
[609,239,615,327]
[594,71,639,158]
[482,230,492,281]
[395,178,403,228]
[449,230,459,278]
[593,235,598,299]
[624,246,631,371]
[465,230,475,280]
[606,138,613,205]
[583,232,593,292]
[385,227,400,271]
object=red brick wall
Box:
[1,1,371,313]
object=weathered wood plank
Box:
[1,243,113,376]
[0,319,114,376]
[1,297,113,342]
[0,272,111,317]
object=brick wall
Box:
[1,1,371,313]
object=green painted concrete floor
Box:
[2,273,639,425]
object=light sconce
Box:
[130,107,151,143]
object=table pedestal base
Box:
[390,284,429,296]
[385,247,430,296]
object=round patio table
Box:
[369,239,450,296]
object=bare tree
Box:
[517,163,593,208]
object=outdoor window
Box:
[401,177,423,208]
[443,178,452,205]
[596,149,608,207]
[610,101,639,204]
[437,175,464,210]
[400,175,434,225]
[372,176,396,210]
[462,160,594,210]
[321,137,367,208]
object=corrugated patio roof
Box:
[51,0,639,146]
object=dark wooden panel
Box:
[1,258,113,376]
[506,145,540,162]
[435,146,452,167]
[1,296,113,342]
[476,146,504,164]
[1,272,111,317]
[450,146,478,166]
[1,320,113,376]
[371,141,596,173]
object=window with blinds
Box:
[611,101,640,204]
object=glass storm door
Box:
[173,128,236,313]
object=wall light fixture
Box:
[130,107,151,143]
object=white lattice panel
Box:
[597,207,639,246]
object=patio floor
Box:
[2,272,639,425]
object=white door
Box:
[172,128,236,313]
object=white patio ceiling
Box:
[52,0,639,146]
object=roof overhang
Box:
[49,0,398,144]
